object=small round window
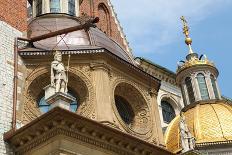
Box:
[38,90,79,113]
[115,95,135,125]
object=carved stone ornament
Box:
[112,79,153,139]
[4,108,171,155]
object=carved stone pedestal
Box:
[45,92,76,110]
[44,85,56,100]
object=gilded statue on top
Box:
[180,16,190,38]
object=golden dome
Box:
[165,100,232,153]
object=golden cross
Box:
[180,16,190,37]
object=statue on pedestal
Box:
[51,51,68,93]
[43,51,75,110]
[179,112,195,153]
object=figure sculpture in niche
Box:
[179,112,195,152]
[51,51,68,93]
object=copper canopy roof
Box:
[26,13,134,63]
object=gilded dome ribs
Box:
[210,104,228,141]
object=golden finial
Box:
[180,16,190,37]
[180,16,193,53]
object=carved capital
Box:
[149,88,158,97]
[90,62,112,77]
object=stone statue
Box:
[51,51,68,93]
[179,112,195,152]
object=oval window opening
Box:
[115,95,135,125]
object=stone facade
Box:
[0,21,23,155]
[135,57,184,130]
[15,51,164,146]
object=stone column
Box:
[215,79,222,99]
[32,0,36,18]
[44,0,50,14]
[75,0,80,16]
[192,73,201,101]
[91,62,114,124]
[61,0,68,14]
[205,72,214,99]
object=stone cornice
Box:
[4,107,172,155]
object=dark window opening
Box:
[50,0,61,13]
[161,101,176,123]
[115,95,135,125]
[68,0,76,16]
[185,77,195,103]
[36,0,42,16]
[211,75,219,99]
[197,73,209,100]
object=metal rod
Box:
[65,54,71,93]
[12,38,18,130]
[30,17,99,42]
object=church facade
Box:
[0,0,231,155]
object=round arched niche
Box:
[23,71,90,123]
[113,82,152,137]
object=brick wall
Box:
[80,0,92,16]
[80,0,129,52]
[0,21,22,155]
[0,0,27,32]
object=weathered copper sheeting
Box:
[27,14,134,63]
[89,27,133,63]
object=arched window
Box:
[68,0,76,16]
[197,73,209,100]
[115,95,135,125]
[211,75,219,99]
[161,101,176,123]
[36,0,42,16]
[50,0,61,13]
[98,3,110,35]
[185,77,195,103]
[38,90,79,113]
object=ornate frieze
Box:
[4,108,171,155]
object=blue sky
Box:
[111,0,232,98]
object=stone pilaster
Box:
[205,72,215,99]
[90,62,114,124]
[192,73,201,101]
[149,89,165,146]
